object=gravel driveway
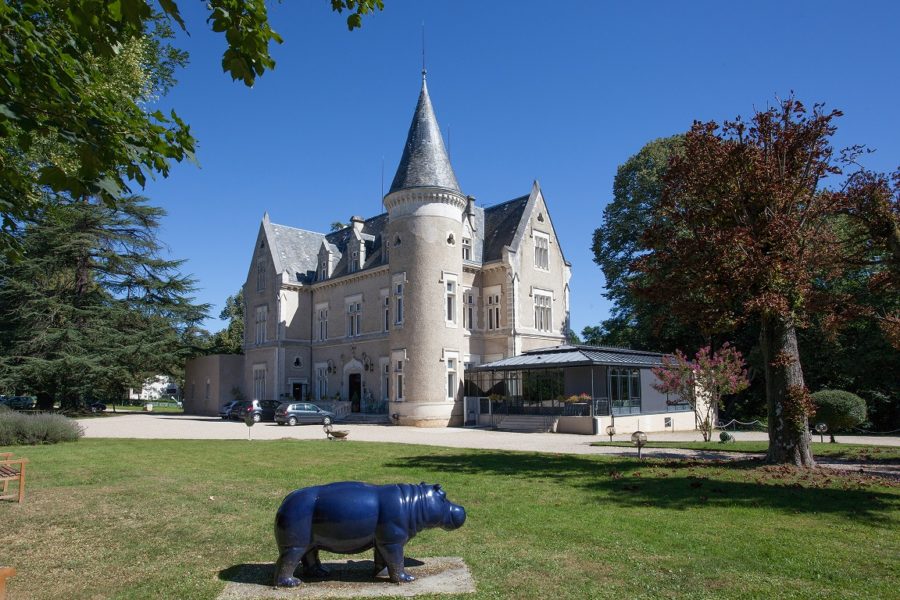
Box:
[78,413,900,459]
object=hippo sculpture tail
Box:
[273,481,466,587]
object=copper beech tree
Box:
[634,98,876,467]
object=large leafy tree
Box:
[0,0,383,253]
[590,138,899,429]
[0,196,208,408]
[634,98,876,467]
[212,289,245,354]
[590,136,693,350]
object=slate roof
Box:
[467,345,665,372]
[481,194,530,262]
[389,77,460,194]
[264,187,532,285]
[267,223,325,284]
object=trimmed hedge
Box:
[0,407,84,445]
[811,389,867,433]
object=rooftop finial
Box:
[421,21,426,81]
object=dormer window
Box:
[319,260,327,281]
[462,238,472,261]
[350,251,359,273]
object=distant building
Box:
[128,375,179,402]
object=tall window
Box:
[534,233,549,271]
[383,296,390,332]
[253,366,266,401]
[346,301,361,337]
[315,365,328,400]
[487,294,501,330]
[446,356,458,400]
[534,293,552,332]
[350,250,359,273]
[445,277,457,325]
[319,259,327,281]
[395,360,404,401]
[382,361,390,402]
[317,306,328,341]
[610,368,641,415]
[463,291,475,330]
[462,238,472,260]
[394,282,404,325]
[256,258,266,290]
[255,305,267,344]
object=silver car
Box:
[274,402,335,426]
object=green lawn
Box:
[591,441,900,462]
[1,439,898,599]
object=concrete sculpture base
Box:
[217,556,475,599]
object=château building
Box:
[236,73,572,426]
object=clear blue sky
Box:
[144,0,900,336]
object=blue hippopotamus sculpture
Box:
[273,481,466,587]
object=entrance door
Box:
[349,373,362,412]
[292,383,308,402]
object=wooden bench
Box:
[0,566,15,600]
[0,453,27,503]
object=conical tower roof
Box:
[388,76,460,194]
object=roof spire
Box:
[421,21,426,81]
[387,69,460,194]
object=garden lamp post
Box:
[814,422,827,444]
[606,425,616,443]
[631,430,647,460]
[244,412,255,441]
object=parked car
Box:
[275,402,335,426]
[230,400,280,423]
[218,400,239,420]
[88,402,107,413]
[4,396,36,410]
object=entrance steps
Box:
[339,413,391,425]
[494,415,557,433]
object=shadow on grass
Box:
[387,452,899,522]
[219,557,425,585]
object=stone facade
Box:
[234,76,572,427]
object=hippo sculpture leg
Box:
[273,481,466,587]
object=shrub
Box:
[811,390,867,439]
[0,410,84,446]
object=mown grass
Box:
[590,441,900,462]
[1,439,898,599]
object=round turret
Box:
[384,76,466,427]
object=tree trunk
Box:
[759,314,815,467]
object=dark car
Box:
[274,402,335,426]
[218,400,239,420]
[88,402,107,413]
[230,400,280,423]
[5,396,36,410]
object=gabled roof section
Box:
[388,77,460,194]
[267,222,326,284]
[481,194,530,262]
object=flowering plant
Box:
[651,343,749,441]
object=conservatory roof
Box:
[467,345,665,372]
